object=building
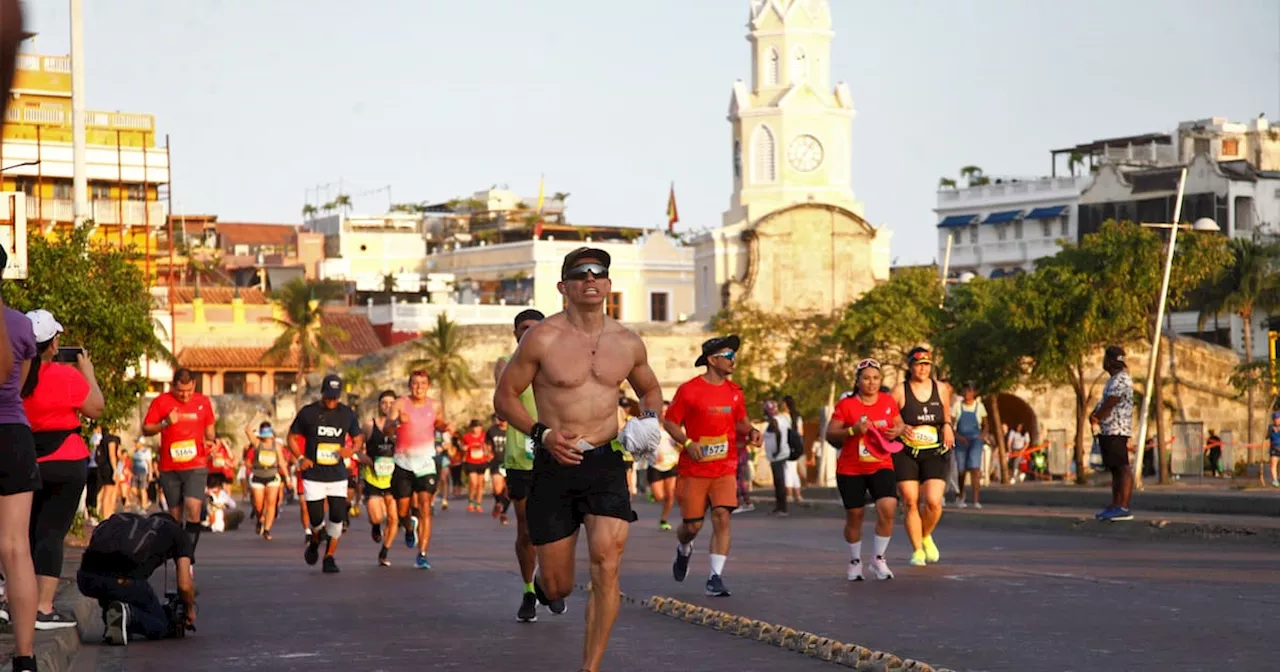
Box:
[378,231,694,342]
[173,216,324,288]
[2,44,169,277]
[694,0,892,320]
[309,211,429,291]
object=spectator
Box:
[20,309,105,629]
[95,431,122,519]
[950,383,988,507]
[1205,430,1224,478]
[763,400,791,516]
[781,396,805,504]
[1006,423,1030,482]
[130,439,155,512]
[0,247,35,670]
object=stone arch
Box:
[994,393,1039,444]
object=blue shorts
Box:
[955,436,984,472]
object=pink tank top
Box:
[395,397,437,474]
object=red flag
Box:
[534,218,544,238]
[666,182,679,233]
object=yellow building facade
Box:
[694,0,892,319]
[1,48,170,278]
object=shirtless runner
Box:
[494,247,663,672]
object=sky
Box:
[22,0,1280,266]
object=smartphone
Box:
[54,347,84,364]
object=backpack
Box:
[88,513,170,566]
[785,427,805,461]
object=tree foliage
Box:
[263,278,348,399]
[404,314,476,420]
[832,266,940,367]
[1,225,170,429]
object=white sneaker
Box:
[973,502,983,510]
[868,557,894,580]
[846,560,863,581]
[956,500,968,509]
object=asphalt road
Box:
[70,496,1277,672]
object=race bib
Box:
[169,439,197,464]
[524,437,535,459]
[373,457,395,477]
[470,447,486,461]
[316,443,341,466]
[903,425,939,447]
[212,456,226,468]
[258,451,277,467]
[695,435,729,462]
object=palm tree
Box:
[552,191,570,203]
[403,314,476,420]
[380,273,398,297]
[301,204,318,219]
[340,362,377,408]
[959,166,989,188]
[1067,152,1085,177]
[938,177,957,189]
[1198,237,1280,469]
[263,278,348,405]
[332,194,353,214]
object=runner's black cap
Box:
[1104,345,1126,363]
[695,334,740,367]
[513,309,545,330]
[561,247,611,279]
[321,374,343,399]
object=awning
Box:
[983,210,1023,225]
[937,214,978,228]
[1026,205,1069,220]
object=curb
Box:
[0,580,98,672]
[574,582,953,671]
[788,499,1280,546]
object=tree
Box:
[262,278,348,405]
[301,204,318,219]
[711,302,840,418]
[380,273,398,297]
[1,225,171,429]
[404,314,476,420]
[1067,151,1085,177]
[1197,237,1280,472]
[332,194,353,214]
[938,177,957,189]
[552,192,570,203]
[1027,221,1229,482]
[959,166,989,188]
[390,202,426,215]
[340,361,377,408]
[831,266,941,367]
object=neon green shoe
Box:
[922,536,940,563]
[909,549,926,567]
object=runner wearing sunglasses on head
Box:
[891,347,953,567]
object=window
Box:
[649,292,669,322]
[1060,217,1069,237]
[273,372,296,395]
[1013,221,1023,240]
[1193,138,1210,156]
[766,48,780,86]
[1222,138,1239,156]
[1041,220,1052,238]
[607,292,622,320]
[791,47,808,84]
[995,224,1007,241]
[752,125,777,184]
[733,140,742,179]
[123,185,145,200]
[90,184,111,199]
[968,224,978,244]
[223,372,248,395]
[53,183,71,200]
[12,178,33,196]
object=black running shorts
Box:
[646,466,676,484]
[836,469,897,509]
[1099,434,1130,469]
[527,445,636,546]
[506,468,533,501]
[0,423,40,496]
[892,449,949,483]
[390,466,438,498]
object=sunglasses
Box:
[856,358,880,371]
[564,263,609,281]
[712,350,736,361]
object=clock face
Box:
[788,135,823,173]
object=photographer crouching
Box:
[76,512,196,645]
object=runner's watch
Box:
[531,422,551,450]
[640,410,657,420]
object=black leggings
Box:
[30,458,88,578]
[770,460,788,514]
[306,496,347,538]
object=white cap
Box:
[25,309,63,344]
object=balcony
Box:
[24,198,168,228]
[937,176,1088,205]
[366,299,532,330]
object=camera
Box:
[163,590,193,638]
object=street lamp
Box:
[1131,167,1220,489]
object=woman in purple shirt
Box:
[0,281,36,666]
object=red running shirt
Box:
[665,376,747,479]
[833,392,901,476]
[462,431,488,464]
[144,391,216,472]
[23,362,90,463]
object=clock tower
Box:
[694,0,892,319]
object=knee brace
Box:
[325,496,345,539]
[306,499,327,531]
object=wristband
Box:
[531,423,551,449]
[683,438,694,448]
[641,410,658,420]
[847,427,857,436]
[159,419,170,430]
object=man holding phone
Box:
[141,369,216,559]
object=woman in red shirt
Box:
[460,419,491,513]
[826,358,904,582]
[20,309,104,629]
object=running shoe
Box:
[0,600,9,621]
[1094,506,1115,520]
[255,520,264,536]
[846,560,863,582]
[659,520,672,531]
[415,553,431,570]
[441,498,449,511]
[672,546,693,582]
[922,536,940,563]
[547,597,567,615]
[104,602,129,645]
[500,514,509,526]
[909,549,926,567]
[371,522,383,544]
[34,608,77,630]
[517,592,538,623]
[378,547,390,567]
[956,500,968,509]
[322,555,340,574]
[1101,507,1134,522]
[405,516,419,549]
[868,557,894,580]
[705,574,731,597]
[304,536,321,566]
[263,528,273,541]
[972,502,983,510]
